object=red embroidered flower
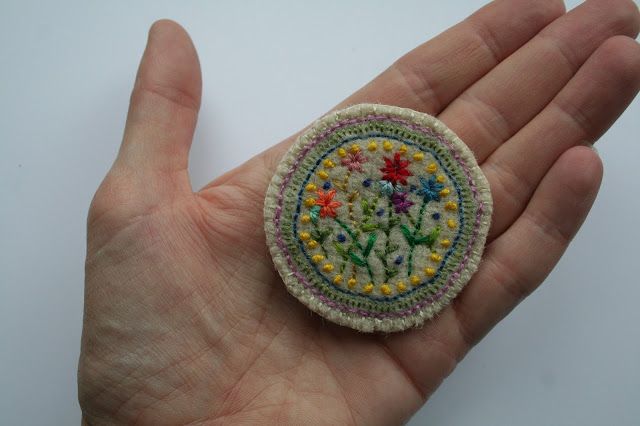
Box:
[314,189,342,218]
[380,153,413,185]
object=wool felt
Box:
[264,104,492,333]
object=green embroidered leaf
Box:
[361,223,379,232]
[427,226,441,247]
[400,224,414,246]
[349,251,367,267]
[414,226,441,247]
[413,235,427,244]
[361,199,370,216]
[363,233,378,257]
[310,228,331,243]
[386,268,399,278]
[333,242,349,259]
[310,206,321,224]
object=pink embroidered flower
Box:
[341,151,368,172]
[314,189,342,218]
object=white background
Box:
[1,1,639,425]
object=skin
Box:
[78,0,640,424]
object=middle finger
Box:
[438,0,639,162]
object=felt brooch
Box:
[264,104,492,332]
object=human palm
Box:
[78,0,640,424]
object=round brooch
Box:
[264,104,492,332]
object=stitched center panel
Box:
[265,105,492,332]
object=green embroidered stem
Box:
[334,218,361,248]
[407,198,428,276]
[384,198,394,281]
[406,211,418,228]
[364,262,374,282]
[312,220,328,258]
[414,199,429,234]
[334,217,375,282]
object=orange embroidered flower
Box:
[314,189,342,218]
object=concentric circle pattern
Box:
[264,104,492,332]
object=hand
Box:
[78,0,640,424]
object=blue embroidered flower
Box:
[378,180,402,196]
[416,176,444,202]
[323,181,331,190]
[378,180,395,196]
[337,233,346,243]
[394,255,404,265]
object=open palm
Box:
[79,0,640,424]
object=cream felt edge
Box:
[263,103,493,333]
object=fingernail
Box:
[581,141,598,155]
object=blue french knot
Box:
[323,181,331,190]
[376,208,385,217]
[394,255,404,265]
[337,234,346,243]
[417,175,444,202]
[362,178,372,187]
[432,212,441,220]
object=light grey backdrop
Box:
[1,1,638,425]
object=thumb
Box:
[114,19,202,200]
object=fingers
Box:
[439,0,640,161]
[219,0,565,193]
[382,146,602,398]
[343,0,565,114]
[484,35,640,240]
[114,20,201,197]
[451,146,602,347]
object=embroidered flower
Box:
[391,191,414,214]
[341,151,368,172]
[314,189,342,218]
[416,175,444,202]
[380,152,413,185]
[378,180,395,196]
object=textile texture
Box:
[264,104,492,332]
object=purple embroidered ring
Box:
[264,104,492,332]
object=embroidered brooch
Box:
[264,104,492,332]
